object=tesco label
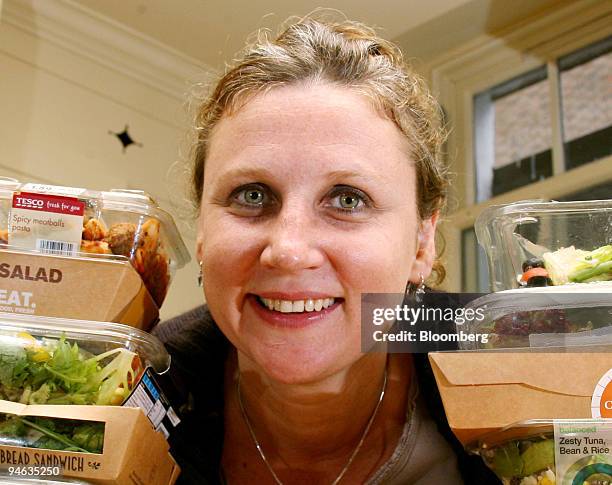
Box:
[13,196,44,210]
[12,192,84,216]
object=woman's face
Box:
[197,83,437,384]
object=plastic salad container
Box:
[458,283,612,350]
[0,312,170,407]
[0,178,190,306]
[469,421,556,485]
[468,420,612,485]
[475,199,612,292]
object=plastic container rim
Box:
[0,312,170,374]
[0,179,191,269]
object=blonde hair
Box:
[191,16,448,283]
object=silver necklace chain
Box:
[236,365,388,485]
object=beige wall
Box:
[0,0,212,320]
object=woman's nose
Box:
[259,211,325,272]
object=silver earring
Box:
[415,273,425,302]
[197,261,203,287]
[405,274,426,302]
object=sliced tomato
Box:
[520,267,550,283]
[127,355,144,389]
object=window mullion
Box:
[547,60,565,176]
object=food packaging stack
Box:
[0,178,190,330]
[429,199,612,484]
[0,178,190,484]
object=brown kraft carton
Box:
[0,249,158,331]
[429,351,612,445]
[0,401,179,485]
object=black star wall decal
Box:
[109,125,143,153]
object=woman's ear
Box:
[409,211,439,283]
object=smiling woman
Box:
[153,15,498,485]
[201,84,424,386]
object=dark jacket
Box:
[152,305,500,485]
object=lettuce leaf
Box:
[0,333,140,406]
[542,245,612,285]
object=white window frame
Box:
[426,0,612,292]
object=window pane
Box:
[474,67,552,202]
[461,227,489,293]
[559,37,612,170]
[494,78,551,168]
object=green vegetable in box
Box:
[0,414,104,453]
[0,332,142,406]
[0,331,141,454]
[479,435,611,485]
[542,244,612,286]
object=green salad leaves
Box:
[0,332,140,455]
[543,244,612,285]
[0,414,104,453]
[0,332,141,407]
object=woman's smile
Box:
[248,293,344,329]
[257,296,337,313]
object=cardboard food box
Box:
[0,248,159,331]
[0,401,179,485]
[429,351,612,445]
[0,179,191,309]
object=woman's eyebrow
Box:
[211,166,389,189]
[326,169,387,185]
[212,167,274,187]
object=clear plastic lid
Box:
[0,178,191,306]
[468,419,611,484]
[475,199,612,292]
[0,313,170,406]
[467,419,555,484]
[468,418,555,449]
[459,283,612,350]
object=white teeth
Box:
[259,297,335,313]
[280,300,293,313]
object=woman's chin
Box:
[247,341,354,385]
[256,363,337,386]
[222,296,363,384]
